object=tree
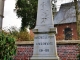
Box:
[15,0,57,31]
[74,0,80,39]
[15,0,38,30]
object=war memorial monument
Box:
[31,0,59,60]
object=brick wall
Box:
[55,23,78,40]
[14,43,79,60]
[14,45,33,60]
[57,44,79,60]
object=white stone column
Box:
[0,0,5,30]
[31,0,59,60]
[35,0,54,29]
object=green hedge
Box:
[0,33,16,60]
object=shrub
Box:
[16,30,34,41]
[0,33,16,60]
[8,27,34,41]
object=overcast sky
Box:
[2,0,73,30]
[3,0,21,29]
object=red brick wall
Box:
[57,44,79,60]
[14,45,33,60]
[54,23,78,40]
[14,44,79,60]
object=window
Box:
[64,28,72,40]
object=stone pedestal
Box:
[31,28,59,60]
[31,0,59,60]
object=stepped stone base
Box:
[31,56,59,60]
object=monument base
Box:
[31,56,59,60]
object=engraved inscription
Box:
[41,18,47,23]
[40,0,48,9]
[36,42,53,45]
[39,49,43,52]
[39,49,49,52]
[40,1,49,24]
[35,36,54,39]
[41,12,49,23]
[45,49,49,52]
[41,1,47,9]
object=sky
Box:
[3,0,21,29]
[2,0,73,30]
[56,0,73,10]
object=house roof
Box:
[54,1,80,25]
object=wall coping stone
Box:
[15,40,80,45]
[57,40,80,44]
[15,41,34,45]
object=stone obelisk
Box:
[0,0,5,30]
[31,0,59,60]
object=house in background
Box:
[54,2,80,40]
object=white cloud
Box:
[3,0,21,29]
